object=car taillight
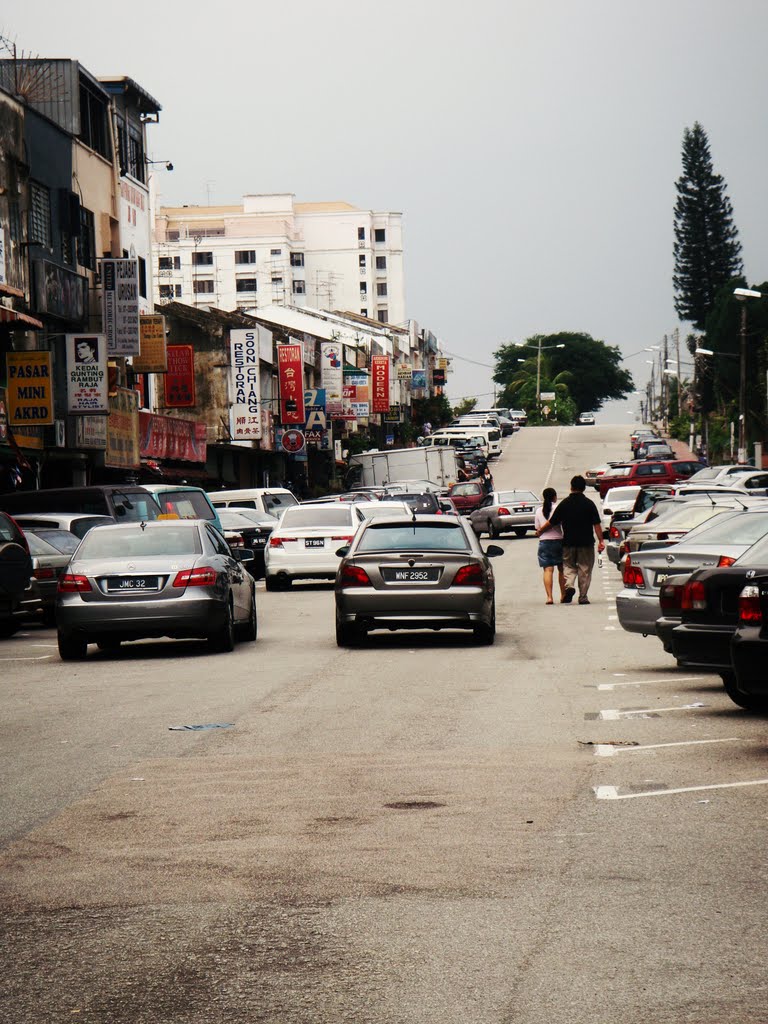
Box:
[660,582,684,612]
[738,585,762,624]
[34,567,56,580]
[172,566,217,588]
[269,536,296,548]
[497,507,510,516]
[338,564,371,587]
[609,525,620,539]
[717,555,736,568]
[331,535,354,543]
[454,563,484,586]
[622,559,644,588]
[619,541,629,557]
[57,573,92,594]
[681,579,707,611]
[229,533,245,547]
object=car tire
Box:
[488,520,500,539]
[58,630,88,661]
[0,619,20,639]
[473,602,496,645]
[209,599,235,653]
[0,541,32,597]
[721,671,768,712]
[240,589,258,642]
[96,639,121,653]
[514,528,527,538]
[265,576,280,592]
[336,613,361,647]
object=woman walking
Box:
[535,487,566,605]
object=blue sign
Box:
[411,369,427,389]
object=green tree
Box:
[501,357,577,424]
[673,122,743,330]
[493,333,633,413]
[452,397,477,417]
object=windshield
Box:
[679,511,768,547]
[280,507,353,528]
[26,529,80,554]
[499,490,537,503]
[736,531,768,565]
[263,492,298,514]
[155,490,215,521]
[78,525,202,558]
[644,503,733,531]
[357,522,471,552]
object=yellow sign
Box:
[133,315,168,374]
[6,351,54,425]
[106,387,140,469]
[437,358,448,370]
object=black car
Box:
[729,572,768,710]
[0,511,34,637]
[216,508,276,578]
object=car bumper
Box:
[336,586,493,630]
[265,548,341,580]
[606,541,623,566]
[655,615,682,653]
[56,589,228,639]
[731,627,768,693]
[671,622,734,670]
[497,514,536,532]
[615,588,661,635]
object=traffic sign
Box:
[281,429,306,454]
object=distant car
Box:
[355,501,412,521]
[334,515,504,645]
[24,528,81,624]
[446,481,487,514]
[12,513,115,539]
[585,463,622,490]
[216,509,276,577]
[508,409,528,426]
[577,412,595,425]
[469,489,539,538]
[264,503,366,590]
[637,442,675,460]
[55,520,257,659]
[380,492,442,515]
[0,511,34,637]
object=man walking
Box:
[535,474,604,604]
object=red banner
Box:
[164,345,195,408]
[139,412,207,463]
[277,343,305,424]
[371,355,390,414]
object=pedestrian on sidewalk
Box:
[534,474,604,604]
[534,487,566,605]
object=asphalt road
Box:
[2,424,767,1023]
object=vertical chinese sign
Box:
[164,345,196,408]
[277,343,305,425]
[320,340,344,415]
[229,329,261,440]
[371,355,390,414]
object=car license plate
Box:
[513,506,530,512]
[305,538,324,548]
[653,571,670,586]
[382,567,441,583]
[107,576,159,592]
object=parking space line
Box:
[595,778,768,800]
[594,738,741,757]
[599,703,706,720]
[598,676,703,690]
[0,655,54,662]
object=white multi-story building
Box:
[152,193,405,325]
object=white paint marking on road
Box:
[594,738,742,757]
[29,643,58,648]
[598,676,703,691]
[0,655,54,662]
[543,426,564,489]
[604,626,617,631]
[599,703,707,720]
[608,615,618,620]
[595,778,768,800]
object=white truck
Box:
[345,446,461,490]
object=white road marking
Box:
[0,655,54,662]
[604,626,617,631]
[608,615,618,620]
[595,779,768,800]
[599,703,707,720]
[543,426,564,488]
[594,738,742,757]
[598,676,703,691]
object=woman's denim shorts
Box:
[537,539,563,569]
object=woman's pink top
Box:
[535,503,563,541]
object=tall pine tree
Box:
[673,122,743,330]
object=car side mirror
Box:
[114,504,126,517]
[232,547,254,562]
[335,545,350,558]
[484,544,505,557]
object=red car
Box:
[447,481,487,514]
[598,460,700,499]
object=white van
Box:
[422,432,490,458]
[207,487,299,518]
[430,426,502,459]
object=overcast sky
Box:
[7,0,767,421]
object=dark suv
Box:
[0,512,33,638]
[598,460,701,499]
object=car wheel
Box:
[0,541,32,597]
[58,630,88,661]
[240,589,258,642]
[721,671,768,712]
[0,619,19,639]
[514,528,527,538]
[209,599,235,653]
[265,576,280,592]
[488,520,500,539]
[336,613,361,647]
[473,602,496,645]
[96,639,121,653]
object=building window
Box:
[290,252,304,267]
[29,182,51,248]
[158,256,181,270]
[138,256,147,299]
[358,227,365,241]
[360,308,368,317]
[235,250,256,264]
[236,278,258,292]
[376,282,387,297]
[159,285,173,299]
[271,276,283,286]
[270,248,282,256]
[61,233,73,265]
[292,280,305,294]
[78,77,111,159]
[77,207,96,270]
[175,284,182,297]
[192,251,213,266]
[376,255,387,270]
[360,282,367,295]
[374,228,386,243]
[377,309,388,323]
[193,279,214,294]
[359,254,366,268]
[128,128,145,183]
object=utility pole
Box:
[662,334,669,433]
[674,328,681,417]
[739,302,747,464]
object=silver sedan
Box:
[469,490,539,538]
[56,521,257,659]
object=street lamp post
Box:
[733,287,763,464]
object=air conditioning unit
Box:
[358,240,365,248]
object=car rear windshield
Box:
[264,493,298,514]
[156,490,215,521]
[604,467,632,478]
[280,507,353,528]
[683,511,768,547]
[450,484,483,496]
[78,525,202,558]
[357,523,471,552]
[650,504,735,531]
[498,490,537,503]
[26,529,80,554]
[25,533,65,556]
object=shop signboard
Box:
[350,402,369,418]
[6,351,54,426]
[304,388,327,433]
[397,363,412,381]
[277,343,305,425]
[65,334,108,415]
[320,340,344,415]
[33,260,88,325]
[371,355,390,414]
[139,412,207,463]
[133,315,168,374]
[411,368,427,390]
[0,388,6,441]
[280,428,306,454]
[74,415,108,450]
[106,387,140,469]
[229,329,261,440]
[102,257,140,355]
[432,368,446,386]
[164,345,196,408]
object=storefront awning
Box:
[0,307,44,329]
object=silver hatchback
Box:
[334,515,503,645]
